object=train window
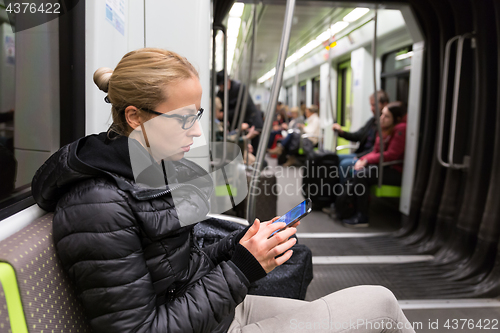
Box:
[0,5,85,220]
[299,81,307,106]
[381,46,412,105]
[337,60,352,127]
[312,76,320,107]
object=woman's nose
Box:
[187,119,202,137]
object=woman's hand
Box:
[239,217,298,273]
[354,158,368,171]
[332,123,344,134]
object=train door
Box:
[336,60,353,154]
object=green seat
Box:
[370,185,401,198]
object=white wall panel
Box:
[320,62,336,151]
[306,79,312,106]
[85,0,145,135]
[350,47,374,132]
[145,0,211,164]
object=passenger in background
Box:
[268,105,320,167]
[282,106,305,132]
[214,96,257,166]
[341,101,407,227]
[267,106,304,149]
[216,71,262,152]
[332,90,389,183]
[32,49,414,332]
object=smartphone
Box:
[270,199,312,236]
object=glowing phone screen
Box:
[273,200,307,226]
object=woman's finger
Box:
[269,225,297,246]
[270,237,296,257]
[274,249,294,266]
[239,219,260,243]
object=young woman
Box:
[32,48,414,332]
[342,101,407,227]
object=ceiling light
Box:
[227,17,241,37]
[316,29,331,42]
[330,21,349,35]
[257,68,276,83]
[343,8,369,22]
[229,3,244,17]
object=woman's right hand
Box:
[239,218,297,273]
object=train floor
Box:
[265,157,500,332]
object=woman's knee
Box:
[323,285,401,318]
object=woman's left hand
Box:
[354,159,367,171]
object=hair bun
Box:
[93,67,113,93]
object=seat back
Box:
[0,213,91,333]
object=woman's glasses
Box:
[142,107,204,130]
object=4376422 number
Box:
[444,319,498,330]
[6,2,61,14]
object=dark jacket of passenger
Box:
[338,117,377,156]
[216,80,263,131]
[31,133,265,333]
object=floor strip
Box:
[312,255,434,264]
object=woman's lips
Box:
[181,144,192,152]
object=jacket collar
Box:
[67,137,214,202]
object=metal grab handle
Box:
[448,33,474,169]
[336,143,359,151]
[437,34,474,169]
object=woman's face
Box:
[380,107,395,130]
[139,76,203,162]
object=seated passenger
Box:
[341,101,407,227]
[332,90,389,183]
[268,105,320,167]
[32,48,414,333]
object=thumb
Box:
[240,219,260,243]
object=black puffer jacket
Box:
[32,133,266,333]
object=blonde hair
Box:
[307,105,319,114]
[93,48,199,136]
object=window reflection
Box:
[0,12,17,203]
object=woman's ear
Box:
[124,106,142,131]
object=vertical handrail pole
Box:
[371,8,384,188]
[448,35,464,168]
[246,0,296,223]
[211,28,218,146]
[449,33,473,169]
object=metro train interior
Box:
[0,0,500,331]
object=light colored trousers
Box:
[229,285,415,333]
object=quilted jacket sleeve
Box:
[53,181,249,333]
[339,117,373,142]
[201,226,250,265]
